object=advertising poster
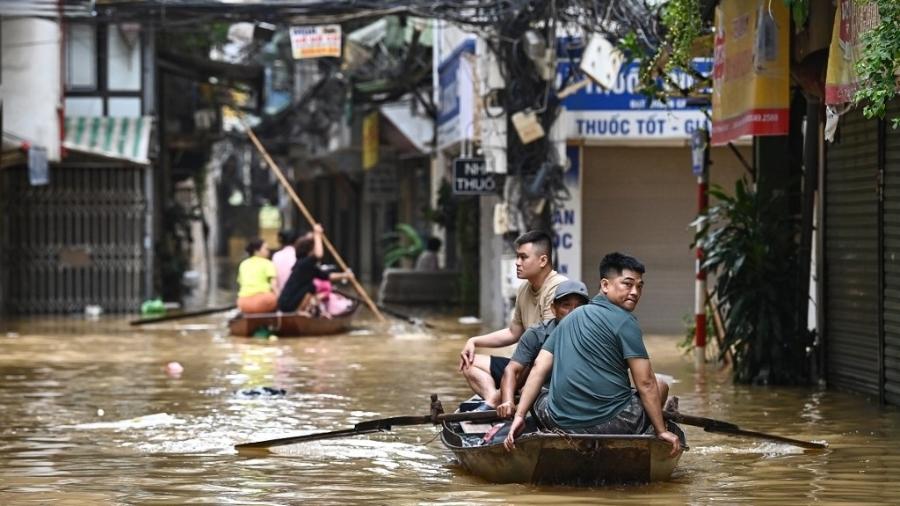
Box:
[711,0,790,145]
[290,25,342,59]
[825,0,880,105]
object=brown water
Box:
[1,313,899,505]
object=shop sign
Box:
[825,0,879,105]
[437,39,476,149]
[558,59,712,143]
[364,166,397,204]
[453,158,496,195]
[710,0,790,145]
[552,146,581,281]
[362,112,379,170]
[691,128,709,176]
[290,25,342,59]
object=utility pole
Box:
[692,128,710,369]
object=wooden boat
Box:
[228,296,359,337]
[441,400,687,485]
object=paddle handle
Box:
[235,410,501,451]
[130,305,236,325]
[437,410,500,424]
[244,124,386,323]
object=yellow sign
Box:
[362,112,379,170]
[711,0,790,145]
[825,0,880,105]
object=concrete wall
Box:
[1,18,61,160]
[479,194,509,328]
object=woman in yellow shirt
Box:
[236,238,278,313]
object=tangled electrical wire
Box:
[87,0,670,227]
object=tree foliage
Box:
[854,0,900,127]
[694,180,815,385]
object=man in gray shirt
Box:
[495,280,590,418]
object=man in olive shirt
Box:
[458,230,567,408]
[504,252,681,456]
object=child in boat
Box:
[277,223,354,315]
[313,275,354,316]
[236,238,278,313]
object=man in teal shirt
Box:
[504,252,681,456]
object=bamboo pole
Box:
[243,123,386,323]
[705,290,732,368]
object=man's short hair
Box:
[514,230,553,263]
[599,252,645,279]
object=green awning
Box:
[63,116,153,165]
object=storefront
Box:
[557,61,750,334]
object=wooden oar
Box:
[334,290,436,329]
[235,409,499,451]
[129,305,236,326]
[664,410,827,449]
[243,123,386,323]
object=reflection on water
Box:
[1,314,900,504]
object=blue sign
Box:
[557,59,712,112]
[556,58,713,142]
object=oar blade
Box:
[715,427,828,450]
[664,410,827,450]
[234,427,382,451]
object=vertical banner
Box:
[825,0,879,105]
[362,111,379,170]
[711,0,790,145]
[436,40,476,149]
[553,145,581,282]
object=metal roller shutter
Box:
[0,164,149,314]
[884,101,900,405]
[825,107,880,397]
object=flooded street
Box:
[2,313,900,505]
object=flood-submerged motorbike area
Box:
[1,314,899,504]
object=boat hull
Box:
[442,423,685,485]
[228,300,358,337]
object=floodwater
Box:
[1,312,899,505]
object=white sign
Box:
[564,110,711,142]
[559,58,713,144]
[553,146,581,282]
[290,25,342,59]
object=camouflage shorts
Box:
[533,390,653,435]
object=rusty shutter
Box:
[824,107,880,397]
[0,164,150,314]
[884,101,900,405]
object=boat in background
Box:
[441,399,687,485]
[228,295,358,337]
